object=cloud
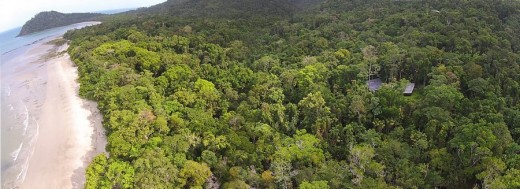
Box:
[0,0,166,32]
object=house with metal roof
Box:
[367,78,382,92]
[366,78,415,95]
[403,83,415,96]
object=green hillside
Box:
[18,11,104,36]
[64,0,520,188]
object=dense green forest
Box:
[64,0,520,188]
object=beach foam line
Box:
[11,142,23,161]
[16,156,30,183]
[9,117,41,187]
[7,86,12,96]
[16,120,40,186]
[23,104,29,135]
[28,119,40,146]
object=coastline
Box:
[1,34,106,188]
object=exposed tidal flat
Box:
[1,22,106,188]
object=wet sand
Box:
[2,36,106,189]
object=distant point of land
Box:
[18,11,104,36]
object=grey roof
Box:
[404,83,415,94]
[367,79,382,92]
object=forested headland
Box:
[63,0,520,188]
[18,11,104,36]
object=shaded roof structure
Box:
[403,83,415,95]
[366,78,415,95]
[367,78,382,92]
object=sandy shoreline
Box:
[2,35,106,188]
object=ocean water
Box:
[0,22,101,55]
[0,6,139,54]
[0,22,100,188]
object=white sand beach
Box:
[1,33,106,189]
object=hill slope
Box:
[64,0,520,188]
[18,11,104,36]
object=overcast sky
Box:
[0,0,166,32]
